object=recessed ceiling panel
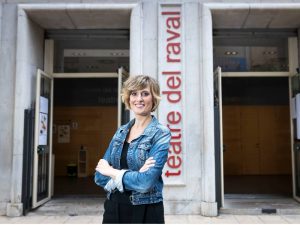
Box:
[27,10,75,29]
[26,8,131,29]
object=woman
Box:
[94,75,171,224]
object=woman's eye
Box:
[141,92,150,97]
[131,92,137,96]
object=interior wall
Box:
[222,77,291,176]
[53,106,117,176]
[223,105,292,175]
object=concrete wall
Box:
[0,3,17,216]
[6,5,44,216]
[161,1,204,215]
[130,0,216,215]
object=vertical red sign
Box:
[159,5,184,185]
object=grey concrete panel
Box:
[81,0,138,2]
[7,0,76,3]
[26,10,75,29]
[34,10,73,28]
[66,9,131,29]
[269,12,300,28]
[142,1,157,77]
[130,3,142,75]
[182,1,202,199]
[212,10,249,29]
[0,3,17,212]
[212,7,300,29]
[242,13,274,29]
[8,8,44,215]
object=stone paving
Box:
[1,213,300,224]
[1,197,300,224]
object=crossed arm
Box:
[95,130,171,193]
[95,157,156,192]
[96,157,156,178]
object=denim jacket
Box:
[94,116,171,205]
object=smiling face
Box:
[129,86,153,117]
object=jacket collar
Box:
[120,115,158,137]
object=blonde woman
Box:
[95,75,171,223]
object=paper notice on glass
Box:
[58,125,70,143]
[39,112,48,145]
[296,94,300,139]
[40,96,49,114]
[291,97,296,119]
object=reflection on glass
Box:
[213,38,288,72]
[37,75,51,201]
[53,38,130,73]
[63,57,129,73]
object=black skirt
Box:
[102,191,165,224]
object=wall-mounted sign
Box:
[58,125,70,143]
[159,4,185,185]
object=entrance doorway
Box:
[222,77,292,196]
[52,78,118,197]
[17,4,136,215]
[213,36,300,212]
[47,29,130,198]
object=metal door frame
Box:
[118,67,129,127]
[32,69,54,208]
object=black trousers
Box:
[102,192,165,224]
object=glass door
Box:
[32,69,54,208]
[291,74,300,202]
[214,67,224,208]
[118,67,129,127]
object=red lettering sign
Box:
[160,8,183,182]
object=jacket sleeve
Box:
[94,132,117,188]
[122,128,171,193]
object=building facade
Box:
[1,0,300,217]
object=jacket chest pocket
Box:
[137,142,151,167]
[110,140,122,164]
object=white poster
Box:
[40,96,49,114]
[291,97,296,119]
[38,96,49,145]
[38,112,48,145]
[58,125,70,143]
[296,94,300,139]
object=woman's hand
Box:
[96,159,118,179]
[139,157,156,173]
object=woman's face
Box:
[129,86,153,117]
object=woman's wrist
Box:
[108,167,120,180]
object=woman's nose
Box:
[137,93,143,100]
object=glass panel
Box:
[214,37,288,72]
[292,75,300,198]
[54,78,118,106]
[37,75,51,202]
[53,39,129,73]
[295,143,300,196]
[222,77,289,105]
[63,56,129,73]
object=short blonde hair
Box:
[121,75,161,112]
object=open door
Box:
[290,74,300,202]
[214,66,224,208]
[32,69,54,208]
[118,67,130,127]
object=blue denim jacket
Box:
[94,116,171,205]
